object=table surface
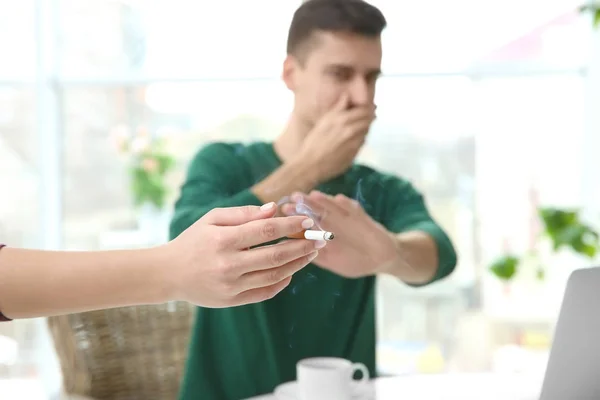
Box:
[245,372,545,400]
[0,378,48,400]
[0,373,545,400]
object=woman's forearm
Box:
[0,246,174,319]
[0,203,323,319]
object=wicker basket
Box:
[48,301,195,400]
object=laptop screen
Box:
[539,266,600,400]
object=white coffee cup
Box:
[297,357,369,400]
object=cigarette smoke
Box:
[276,195,327,231]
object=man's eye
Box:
[330,70,351,80]
[367,74,379,83]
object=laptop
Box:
[538,266,600,399]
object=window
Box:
[372,0,589,73]
[61,81,292,250]
[476,74,586,322]
[56,0,300,79]
[0,0,35,79]
[0,89,38,247]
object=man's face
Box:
[283,31,382,126]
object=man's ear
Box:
[282,55,298,91]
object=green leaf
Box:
[130,166,169,209]
[570,237,597,258]
[539,207,578,232]
[554,224,585,248]
[489,255,520,281]
[538,207,600,257]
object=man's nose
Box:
[348,77,372,107]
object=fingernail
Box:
[302,219,315,229]
[308,251,318,261]
[260,202,275,210]
[314,240,326,249]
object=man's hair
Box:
[286,0,387,60]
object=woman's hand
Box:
[165,202,325,307]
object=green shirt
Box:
[170,142,457,400]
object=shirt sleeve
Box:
[378,175,458,285]
[0,244,12,321]
[169,142,262,240]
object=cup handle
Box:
[351,362,369,385]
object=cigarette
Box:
[303,230,335,241]
[287,230,334,241]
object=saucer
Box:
[274,381,374,400]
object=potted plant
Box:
[489,207,600,282]
[109,125,176,234]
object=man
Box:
[169,0,458,399]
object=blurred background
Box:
[1,0,600,398]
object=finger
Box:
[338,107,376,126]
[280,194,324,221]
[239,247,319,290]
[287,231,305,239]
[308,190,333,205]
[342,115,375,138]
[338,109,375,126]
[235,276,293,306]
[309,191,349,216]
[290,193,323,214]
[308,190,329,201]
[333,92,349,111]
[334,194,361,213]
[276,195,299,217]
[280,203,297,216]
[283,193,324,223]
[224,215,315,249]
[290,191,304,203]
[203,202,277,226]
[238,238,323,274]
